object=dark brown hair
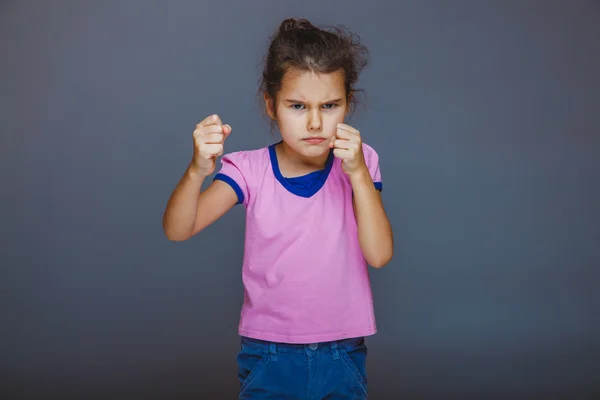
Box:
[259,18,369,121]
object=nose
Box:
[307,110,322,132]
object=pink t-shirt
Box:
[213,141,382,344]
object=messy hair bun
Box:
[278,18,317,33]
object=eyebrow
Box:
[283,98,344,104]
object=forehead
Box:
[279,69,345,101]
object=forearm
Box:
[350,167,394,268]
[163,163,206,241]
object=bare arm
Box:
[162,163,237,241]
[351,168,394,268]
[162,113,237,241]
[331,123,393,268]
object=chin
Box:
[300,144,330,158]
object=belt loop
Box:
[269,342,278,361]
[331,341,339,360]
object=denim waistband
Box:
[240,335,365,355]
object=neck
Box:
[279,141,328,167]
[276,141,330,177]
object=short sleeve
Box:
[362,143,382,191]
[213,151,250,206]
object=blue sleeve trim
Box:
[352,181,383,197]
[213,173,244,205]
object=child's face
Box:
[266,68,349,160]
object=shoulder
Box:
[218,146,272,184]
[215,146,270,205]
[361,141,380,163]
[360,141,382,184]
[221,146,270,168]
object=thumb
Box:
[223,124,232,138]
[328,135,336,148]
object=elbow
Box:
[367,248,394,269]
[164,232,189,242]
[164,229,188,242]
[369,256,392,269]
[162,222,193,242]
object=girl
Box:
[163,17,393,399]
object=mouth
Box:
[302,137,326,144]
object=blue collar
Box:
[268,142,334,198]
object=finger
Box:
[335,127,358,141]
[204,133,224,144]
[198,114,222,128]
[196,125,224,135]
[328,136,336,148]
[333,148,352,160]
[333,139,356,150]
[337,123,360,135]
[193,126,219,140]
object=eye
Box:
[291,104,304,110]
[322,103,337,109]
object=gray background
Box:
[2,0,599,398]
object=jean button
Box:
[308,343,318,350]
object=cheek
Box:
[275,113,301,135]
[277,113,296,127]
[329,107,346,121]
[324,111,345,130]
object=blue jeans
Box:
[236,335,369,399]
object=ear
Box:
[263,92,276,120]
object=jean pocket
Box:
[339,345,368,395]
[236,344,272,395]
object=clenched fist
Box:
[329,123,367,177]
[191,114,232,177]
